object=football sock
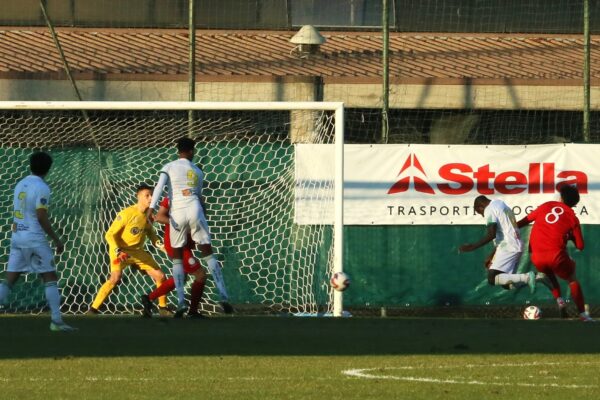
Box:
[569,281,585,313]
[91,280,115,310]
[44,281,62,324]
[551,287,562,299]
[172,259,186,308]
[150,277,175,301]
[204,255,229,301]
[494,273,527,286]
[189,278,206,314]
[156,281,167,308]
[0,281,12,305]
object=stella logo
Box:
[388,154,435,194]
[388,154,588,195]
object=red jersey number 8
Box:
[545,207,564,224]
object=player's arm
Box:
[517,207,538,228]
[517,217,530,228]
[154,204,170,225]
[145,223,161,246]
[105,212,129,263]
[148,172,168,214]
[459,224,496,253]
[104,212,127,249]
[34,188,64,254]
[37,208,64,254]
[571,222,584,251]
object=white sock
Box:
[204,255,229,301]
[44,281,62,324]
[0,281,12,305]
[172,259,186,308]
[494,273,528,286]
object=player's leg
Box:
[199,244,233,313]
[531,254,567,316]
[147,278,175,302]
[567,274,591,321]
[183,248,207,317]
[0,272,22,306]
[550,256,591,320]
[169,213,190,313]
[544,270,568,318]
[188,269,207,317]
[29,245,76,331]
[0,245,28,305]
[90,269,122,313]
[130,249,169,310]
[40,271,74,331]
[487,251,534,292]
[192,212,233,313]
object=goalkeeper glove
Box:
[154,240,166,253]
[113,248,129,265]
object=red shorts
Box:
[181,247,201,274]
[531,251,575,280]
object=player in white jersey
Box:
[459,196,538,293]
[147,137,231,317]
[0,152,76,331]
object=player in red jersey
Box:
[141,197,207,318]
[517,185,592,321]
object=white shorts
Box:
[7,243,55,274]
[169,204,211,248]
[489,250,522,274]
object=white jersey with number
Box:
[484,199,523,253]
[11,175,51,248]
[159,158,204,211]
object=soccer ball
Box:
[330,272,350,292]
[523,305,542,320]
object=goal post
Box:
[0,101,345,317]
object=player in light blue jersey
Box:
[147,137,231,317]
[0,152,76,331]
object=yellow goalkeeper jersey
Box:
[105,205,159,251]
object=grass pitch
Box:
[1,315,599,400]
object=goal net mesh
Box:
[0,106,337,315]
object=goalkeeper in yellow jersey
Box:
[88,184,170,315]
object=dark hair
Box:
[136,183,153,194]
[560,184,580,208]
[176,137,195,153]
[473,195,490,207]
[30,151,53,176]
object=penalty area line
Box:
[342,368,597,389]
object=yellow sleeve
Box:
[105,210,127,249]
[145,223,160,245]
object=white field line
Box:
[0,376,333,383]
[342,363,600,389]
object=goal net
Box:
[0,101,344,316]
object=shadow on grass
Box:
[0,315,599,359]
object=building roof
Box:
[0,27,597,85]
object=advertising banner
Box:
[295,144,596,225]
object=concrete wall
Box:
[1,78,592,112]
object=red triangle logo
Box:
[388,154,435,195]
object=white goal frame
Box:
[0,101,346,317]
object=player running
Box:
[141,196,219,319]
[517,185,593,321]
[147,137,231,316]
[0,152,76,331]
[88,184,170,315]
[459,196,537,293]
